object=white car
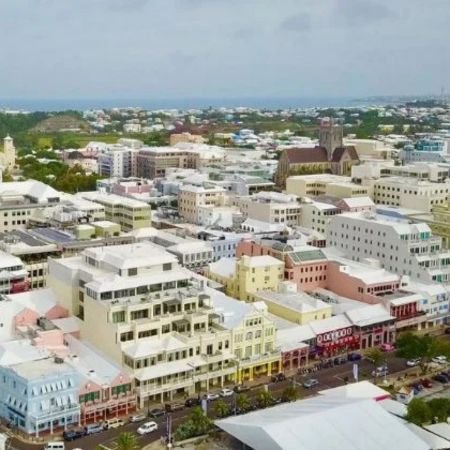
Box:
[371,365,389,377]
[206,392,220,401]
[406,358,420,367]
[220,388,234,398]
[137,421,158,435]
[432,356,448,364]
[129,413,147,423]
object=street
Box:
[4,350,410,450]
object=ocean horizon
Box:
[0,96,402,112]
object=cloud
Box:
[334,0,397,26]
[279,13,311,32]
[233,28,257,40]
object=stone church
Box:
[275,118,359,188]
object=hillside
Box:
[31,114,90,133]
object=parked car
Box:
[220,388,234,398]
[149,408,165,419]
[233,384,250,393]
[371,366,389,377]
[103,418,124,430]
[380,343,395,352]
[303,378,319,389]
[432,356,448,364]
[185,398,201,407]
[84,423,104,435]
[348,352,362,361]
[440,372,450,381]
[333,356,347,365]
[445,327,450,334]
[406,358,421,367]
[165,403,184,413]
[271,373,286,383]
[206,392,220,401]
[62,429,85,441]
[420,378,433,388]
[137,421,158,435]
[433,374,448,384]
[129,413,147,423]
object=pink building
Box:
[326,261,401,304]
[236,240,328,292]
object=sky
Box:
[1,0,450,100]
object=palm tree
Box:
[256,389,274,408]
[236,393,251,411]
[213,399,230,418]
[116,432,139,450]
[281,386,299,403]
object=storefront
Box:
[315,326,360,357]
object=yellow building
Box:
[286,174,371,198]
[253,282,332,325]
[47,242,281,407]
[169,132,206,146]
[207,255,284,302]
[76,192,151,232]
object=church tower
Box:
[3,135,16,170]
[319,118,343,161]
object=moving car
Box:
[206,392,220,401]
[129,413,147,423]
[333,356,347,365]
[432,356,448,364]
[149,408,165,419]
[185,398,201,407]
[137,421,158,435]
[165,403,185,412]
[303,378,319,389]
[406,358,421,367]
[44,443,65,450]
[62,429,85,441]
[271,373,286,383]
[103,418,124,430]
[233,384,250,393]
[220,388,234,397]
[84,423,104,435]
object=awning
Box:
[173,319,190,327]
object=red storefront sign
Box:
[316,327,353,345]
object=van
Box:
[44,442,65,450]
[103,418,124,430]
[84,422,104,435]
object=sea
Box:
[0,97,400,112]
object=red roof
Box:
[286,147,328,164]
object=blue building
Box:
[0,357,80,437]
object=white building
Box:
[327,212,450,284]
[370,177,449,212]
[236,191,301,227]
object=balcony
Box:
[395,311,427,329]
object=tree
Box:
[213,399,230,418]
[256,389,274,408]
[406,398,432,425]
[396,333,450,374]
[281,386,299,403]
[175,406,214,440]
[116,432,139,450]
[366,348,385,382]
[235,393,251,411]
[427,398,450,423]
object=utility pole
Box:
[166,412,172,449]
